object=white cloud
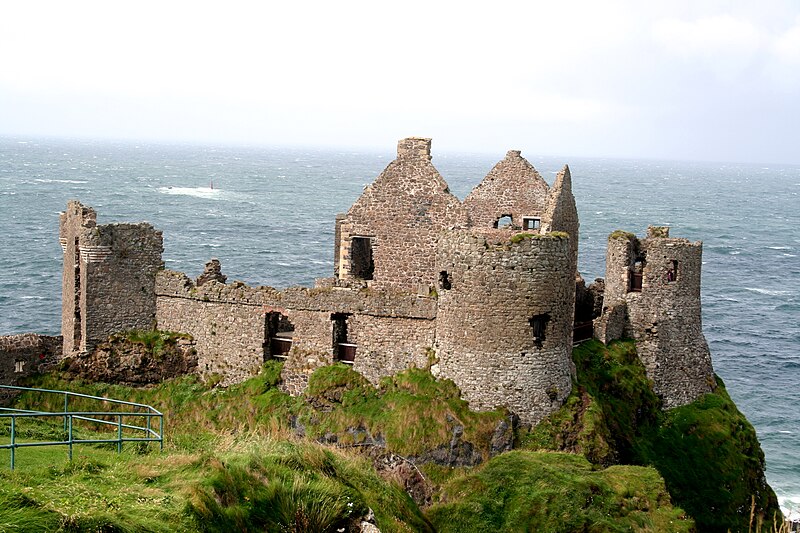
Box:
[651,15,764,81]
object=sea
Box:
[1,136,798,518]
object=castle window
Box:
[439,271,451,290]
[332,313,355,364]
[522,217,540,231]
[350,237,374,280]
[666,260,678,282]
[494,215,513,228]
[14,360,25,373]
[529,314,550,347]
[629,260,644,292]
[265,312,294,360]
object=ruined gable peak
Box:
[551,165,572,194]
[396,137,432,162]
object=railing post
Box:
[159,415,164,451]
[63,393,68,432]
[117,415,123,454]
[68,415,73,462]
[10,416,15,470]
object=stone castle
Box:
[2,138,716,424]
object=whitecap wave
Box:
[35,178,88,184]
[779,496,800,522]
[768,246,792,250]
[744,287,792,296]
[158,186,220,199]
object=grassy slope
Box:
[522,339,781,533]
[427,451,692,533]
[0,437,432,532]
[1,338,779,531]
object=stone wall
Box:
[434,229,575,425]
[155,266,438,386]
[59,201,163,357]
[463,150,550,229]
[0,334,62,386]
[60,200,97,355]
[335,138,469,292]
[350,315,436,383]
[598,227,715,408]
[82,223,163,354]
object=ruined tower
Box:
[60,200,163,356]
[595,226,715,408]
[434,229,575,425]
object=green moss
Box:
[609,230,636,241]
[427,450,693,532]
[114,329,192,359]
[639,377,781,532]
[523,339,781,532]
[509,232,535,243]
[509,231,569,244]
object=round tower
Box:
[434,229,575,425]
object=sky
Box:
[1,0,799,164]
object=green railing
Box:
[0,384,163,470]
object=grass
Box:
[522,339,782,533]
[3,340,783,532]
[114,329,192,359]
[0,433,433,532]
[426,450,693,532]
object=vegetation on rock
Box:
[0,339,780,532]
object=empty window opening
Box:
[14,360,25,373]
[629,260,644,292]
[265,312,294,360]
[332,313,355,364]
[529,314,550,347]
[439,271,451,290]
[494,215,513,229]
[73,237,82,348]
[522,217,541,231]
[350,237,374,280]
[666,260,678,282]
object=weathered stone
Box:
[595,227,715,408]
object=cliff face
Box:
[524,339,781,533]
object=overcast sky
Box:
[1,1,799,164]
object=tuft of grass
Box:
[609,230,636,240]
[427,450,694,532]
[114,329,192,359]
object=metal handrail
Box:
[0,384,163,470]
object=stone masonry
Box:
[0,334,62,387]
[60,200,163,357]
[463,150,550,229]
[435,230,575,425]
[334,138,469,293]
[595,226,715,408]
[41,138,718,425]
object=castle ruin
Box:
[0,137,717,425]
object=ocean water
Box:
[1,137,798,517]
